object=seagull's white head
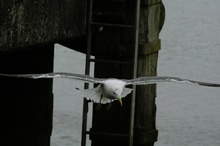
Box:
[112,87,123,106]
[103,79,126,106]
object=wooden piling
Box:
[133,1,165,145]
[0,45,54,146]
[0,0,88,146]
[89,0,165,146]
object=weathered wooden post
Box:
[88,0,165,146]
[134,1,165,146]
[0,1,87,146]
[0,46,54,146]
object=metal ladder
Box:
[81,0,140,145]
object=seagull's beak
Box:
[118,97,122,106]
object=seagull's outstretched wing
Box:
[124,76,220,87]
[0,72,105,84]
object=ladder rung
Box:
[89,59,132,65]
[85,131,129,138]
[90,22,135,28]
[93,12,124,19]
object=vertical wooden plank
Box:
[134,1,165,146]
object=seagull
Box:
[1,72,220,106]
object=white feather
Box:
[75,85,112,104]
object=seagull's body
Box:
[101,79,126,100]
[1,72,220,106]
[77,79,132,105]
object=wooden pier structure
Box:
[0,0,165,146]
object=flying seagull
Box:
[1,72,220,106]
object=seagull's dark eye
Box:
[113,92,116,95]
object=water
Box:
[51,0,220,146]
[156,1,220,145]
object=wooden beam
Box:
[0,0,87,54]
